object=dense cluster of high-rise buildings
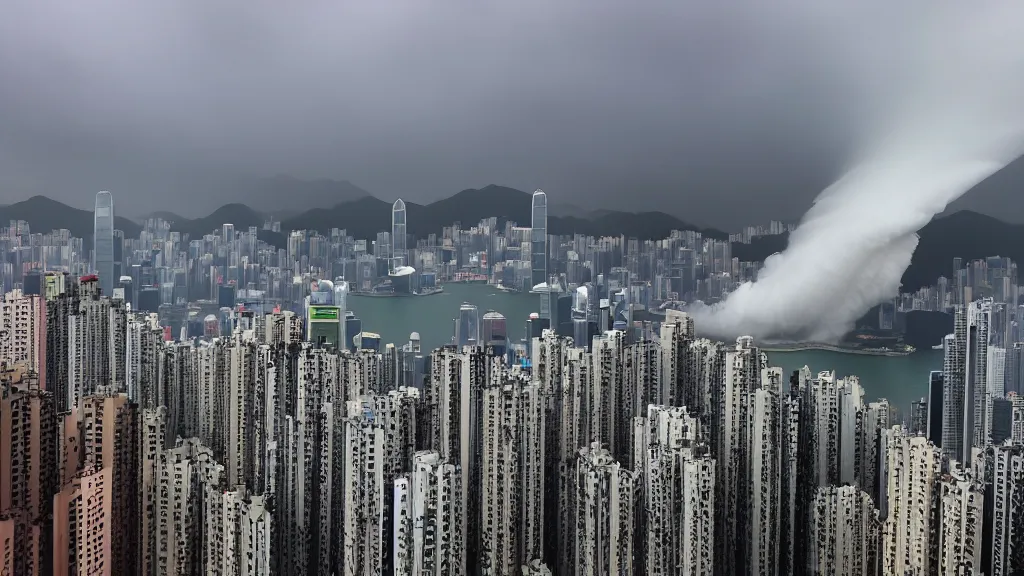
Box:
[2,190,1024,575]
[2,273,1024,575]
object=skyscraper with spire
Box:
[392,198,407,270]
[93,191,115,297]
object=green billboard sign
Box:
[309,306,340,321]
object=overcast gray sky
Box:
[0,0,1021,228]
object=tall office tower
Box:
[530,189,548,290]
[990,444,1024,576]
[936,462,984,576]
[966,299,993,460]
[928,371,945,446]
[138,407,167,575]
[712,336,761,576]
[592,331,624,458]
[809,486,880,576]
[152,438,224,576]
[80,394,138,576]
[944,312,967,461]
[572,444,636,576]
[456,303,480,348]
[481,311,508,357]
[0,367,55,576]
[341,401,385,576]
[393,451,465,576]
[53,467,112,575]
[392,199,408,270]
[334,278,350,316]
[204,489,272,576]
[636,405,715,576]
[94,191,115,296]
[882,427,942,576]
[0,290,46,381]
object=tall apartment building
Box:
[636,405,714,576]
[53,467,112,575]
[78,394,138,576]
[45,282,79,411]
[943,309,968,461]
[965,299,993,461]
[712,336,762,576]
[0,290,46,383]
[592,331,624,458]
[275,345,338,576]
[393,451,465,576]
[151,438,225,576]
[882,427,942,576]
[138,407,167,575]
[572,444,637,576]
[341,401,385,576]
[204,489,272,576]
[809,486,879,576]
[479,378,522,576]
[991,444,1024,576]
[0,366,54,576]
[749,383,782,576]
[68,277,127,407]
[936,462,984,576]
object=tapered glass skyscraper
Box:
[392,198,407,270]
[531,190,547,288]
[93,191,115,296]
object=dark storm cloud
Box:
[0,0,1021,227]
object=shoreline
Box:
[762,343,913,357]
[350,287,444,298]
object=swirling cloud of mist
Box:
[690,2,1024,343]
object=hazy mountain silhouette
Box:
[282,184,727,241]
[235,175,371,213]
[0,195,142,239]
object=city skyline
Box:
[0,184,1022,574]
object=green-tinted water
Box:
[349,284,942,411]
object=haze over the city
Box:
[1,0,1024,228]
